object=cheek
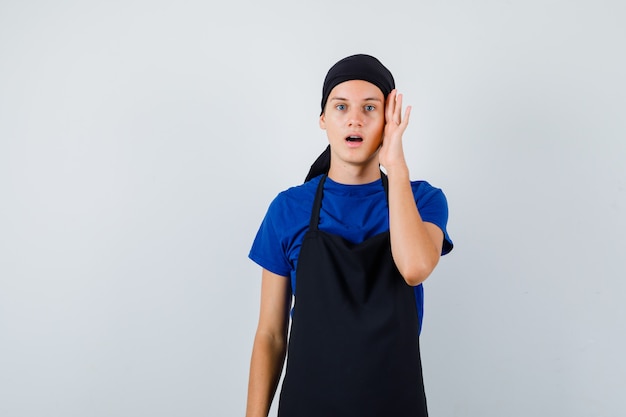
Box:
[370,109,384,123]
[326,114,346,129]
[371,115,385,132]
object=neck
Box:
[327,159,381,185]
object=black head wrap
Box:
[320,54,395,115]
[305,54,395,182]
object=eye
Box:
[364,105,375,112]
[335,104,346,111]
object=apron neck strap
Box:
[381,170,389,197]
[309,175,327,231]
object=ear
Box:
[319,113,326,130]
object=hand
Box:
[378,89,412,173]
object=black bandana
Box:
[320,54,395,114]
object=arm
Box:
[246,269,291,417]
[378,90,444,286]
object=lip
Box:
[345,133,364,148]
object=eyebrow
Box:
[330,96,383,102]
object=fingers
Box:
[403,105,412,127]
[386,89,411,128]
[385,89,397,123]
[394,92,403,124]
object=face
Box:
[319,79,385,173]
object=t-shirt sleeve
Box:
[414,184,454,256]
[248,196,292,277]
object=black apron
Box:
[278,175,428,417]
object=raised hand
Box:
[378,89,412,173]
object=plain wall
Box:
[1,0,625,416]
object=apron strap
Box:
[381,170,389,201]
[309,174,327,231]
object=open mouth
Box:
[346,135,363,142]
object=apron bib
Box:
[278,175,428,417]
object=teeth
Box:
[347,136,362,142]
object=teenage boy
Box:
[246,54,453,417]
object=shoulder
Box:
[410,180,448,204]
[260,176,322,235]
[267,175,320,214]
[249,177,321,275]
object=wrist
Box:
[382,161,410,179]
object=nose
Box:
[347,108,364,127]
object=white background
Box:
[1,0,625,416]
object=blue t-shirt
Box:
[249,174,453,330]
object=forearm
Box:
[386,163,441,286]
[246,331,287,417]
